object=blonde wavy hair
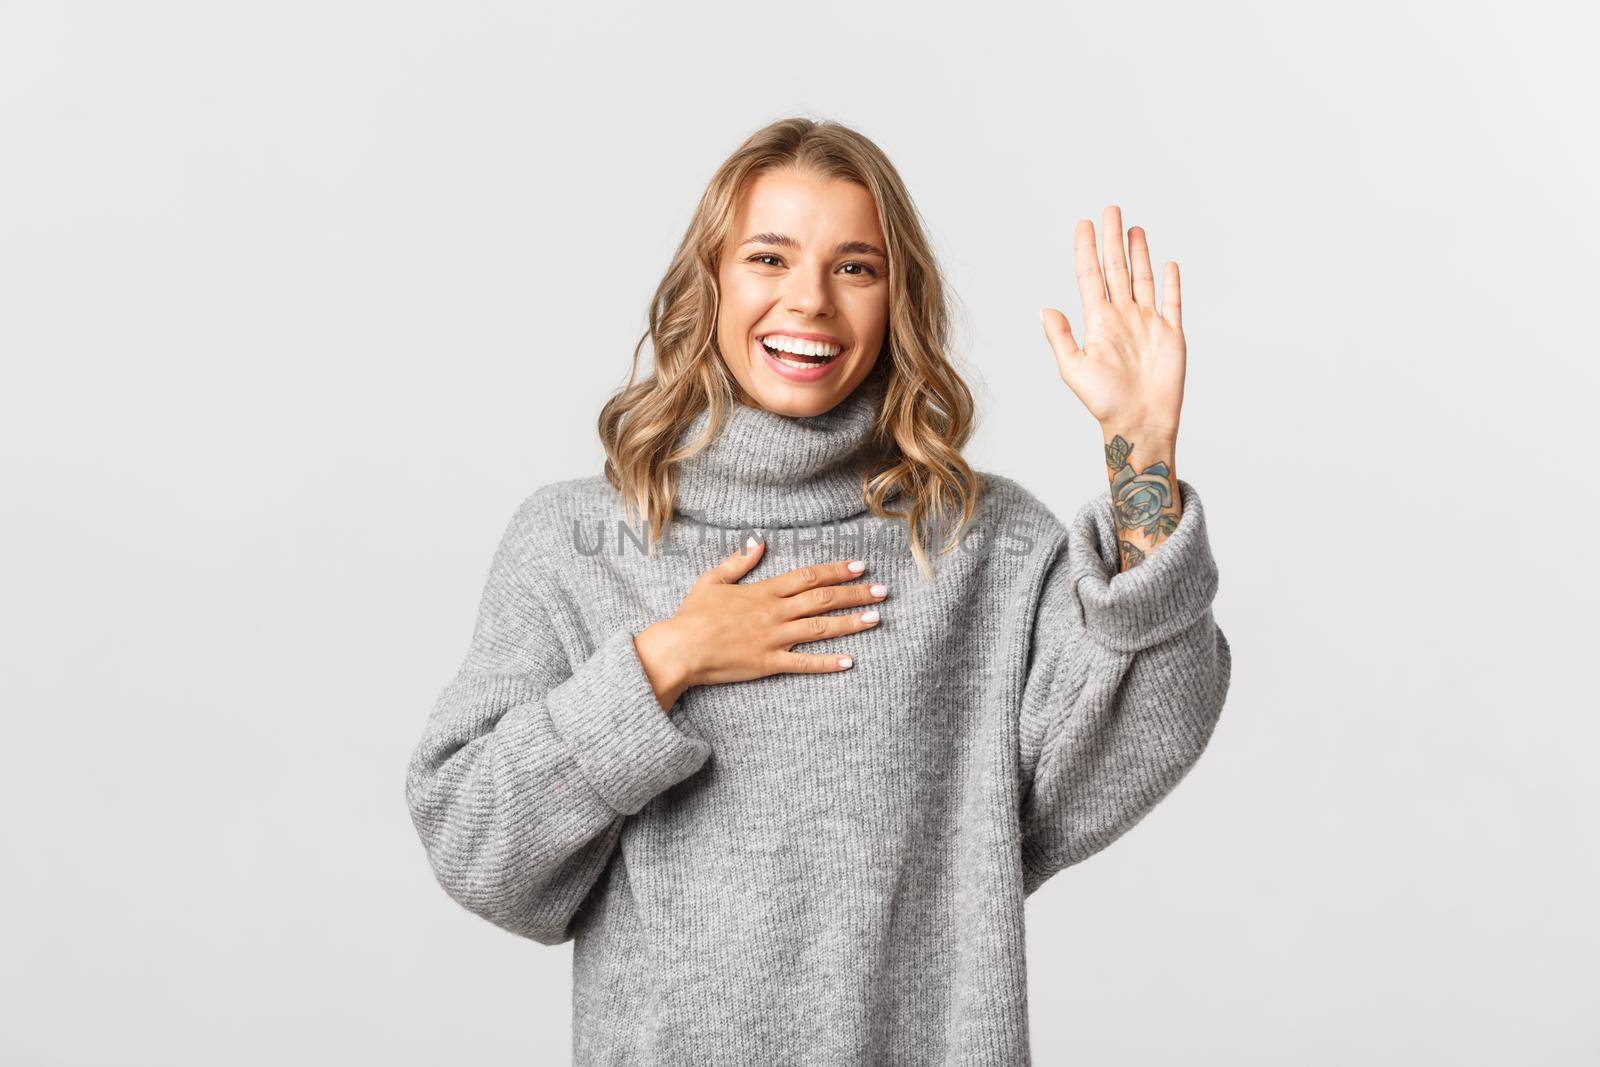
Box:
[598,117,981,578]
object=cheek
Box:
[717,274,768,327]
[844,291,890,333]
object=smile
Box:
[755,334,849,383]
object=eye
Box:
[747,253,880,278]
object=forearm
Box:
[1100,425,1181,572]
[405,627,712,942]
[1020,608,1229,892]
[1019,474,1229,895]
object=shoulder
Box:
[972,468,1123,544]
[494,473,626,569]
[917,469,1072,585]
[517,473,623,525]
[970,469,1069,543]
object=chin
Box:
[744,362,869,417]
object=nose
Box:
[784,262,835,318]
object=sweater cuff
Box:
[544,629,713,816]
[1070,477,1219,653]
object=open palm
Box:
[1040,204,1186,440]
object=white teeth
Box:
[761,334,843,358]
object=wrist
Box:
[1099,422,1178,454]
[634,619,694,712]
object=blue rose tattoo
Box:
[1105,434,1179,570]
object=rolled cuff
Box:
[544,629,713,815]
[1070,477,1220,653]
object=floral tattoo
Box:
[1104,434,1179,571]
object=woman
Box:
[403,118,1231,1065]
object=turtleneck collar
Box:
[670,369,889,530]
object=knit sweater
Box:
[403,371,1232,1065]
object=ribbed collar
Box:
[670,370,889,530]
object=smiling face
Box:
[715,167,890,417]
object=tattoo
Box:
[1104,434,1179,572]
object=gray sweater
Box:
[403,372,1232,1065]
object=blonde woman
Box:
[404,117,1231,1065]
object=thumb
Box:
[1039,307,1083,380]
[708,534,765,584]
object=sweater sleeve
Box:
[403,502,713,944]
[1016,477,1231,897]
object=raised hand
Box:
[632,538,889,711]
[1039,204,1187,572]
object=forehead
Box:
[732,168,884,243]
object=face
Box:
[715,167,890,417]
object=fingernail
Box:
[870,584,888,597]
[861,610,879,624]
[847,560,866,573]
[838,656,853,669]
[1038,308,1047,324]
[746,536,759,548]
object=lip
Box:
[756,328,846,346]
[755,335,849,383]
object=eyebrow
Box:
[739,232,888,259]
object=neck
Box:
[670,373,889,530]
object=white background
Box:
[2,2,1595,1063]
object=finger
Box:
[1073,218,1108,311]
[776,579,888,622]
[1102,204,1132,305]
[1161,261,1182,330]
[1129,225,1156,307]
[1040,308,1082,380]
[769,649,855,675]
[759,558,865,599]
[705,534,766,585]
[778,608,880,646]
